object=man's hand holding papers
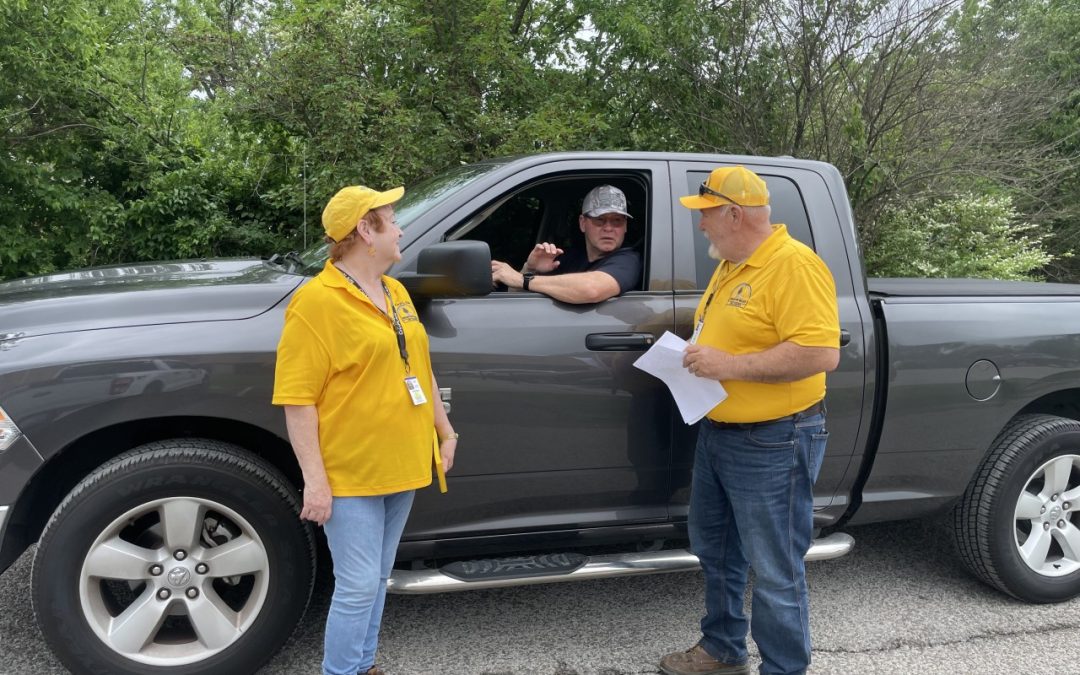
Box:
[632,331,727,424]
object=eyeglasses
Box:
[698,182,742,205]
[586,215,628,228]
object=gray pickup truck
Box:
[2,151,1080,674]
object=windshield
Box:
[295,161,506,274]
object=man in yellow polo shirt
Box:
[659,166,839,675]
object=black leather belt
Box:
[706,400,825,430]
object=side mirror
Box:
[398,240,492,298]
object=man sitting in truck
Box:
[490,184,641,304]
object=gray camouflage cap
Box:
[581,185,633,219]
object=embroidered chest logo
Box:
[727,283,752,308]
[395,302,420,323]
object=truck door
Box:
[667,161,870,521]
[401,159,679,540]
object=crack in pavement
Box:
[813,620,1080,655]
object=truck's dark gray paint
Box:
[851,295,1080,524]
[2,151,1079,673]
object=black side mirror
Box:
[398,240,492,298]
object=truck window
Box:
[460,194,544,264]
[686,172,813,290]
[451,173,650,291]
[296,161,508,274]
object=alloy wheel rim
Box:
[1012,454,1080,577]
[77,496,270,666]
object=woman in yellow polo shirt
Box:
[272,185,457,675]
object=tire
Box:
[952,414,1080,603]
[31,439,316,674]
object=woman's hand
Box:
[300,478,333,525]
[439,437,457,472]
[284,405,333,525]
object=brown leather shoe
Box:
[658,644,751,675]
[364,667,385,675]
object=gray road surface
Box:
[2,519,1079,674]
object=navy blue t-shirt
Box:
[547,246,641,294]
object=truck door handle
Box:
[585,332,656,351]
[839,329,851,347]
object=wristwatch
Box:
[522,273,535,291]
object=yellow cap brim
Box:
[679,194,730,210]
[372,186,405,209]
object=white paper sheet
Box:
[632,331,727,424]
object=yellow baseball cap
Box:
[679,165,769,209]
[321,185,405,241]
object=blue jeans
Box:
[689,413,827,675]
[322,491,415,675]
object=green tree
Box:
[864,194,1054,280]
[1,0,1075,283]
[1010,0,1080,281]
[1,0,295,280]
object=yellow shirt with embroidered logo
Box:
[272,260,438,496]
[694,224,839,423]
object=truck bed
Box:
[869,278,1080,297]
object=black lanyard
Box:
[337,267,411,373]
[695,270,723,330]
[701,276,721,316]
[694,261,737,339]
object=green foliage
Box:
[1,0,1078,282]
[0,0,288,278]
[1012,0,1080,281]
[864,195,1054,280]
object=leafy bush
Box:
[863,194,1054,280]
[2,1,1077,282]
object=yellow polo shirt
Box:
[273,261,438,496]
[695,225,839,423]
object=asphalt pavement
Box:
[2,519,1079,674]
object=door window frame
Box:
[401,159,673,293]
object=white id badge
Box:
[404,376,427,405]
[690,317,704,345]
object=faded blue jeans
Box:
[689,412,827,675]
[322,491,415,675]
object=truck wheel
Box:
[953,414,1080,603]
[31,439,316,674]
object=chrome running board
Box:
[387,532,854,595]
